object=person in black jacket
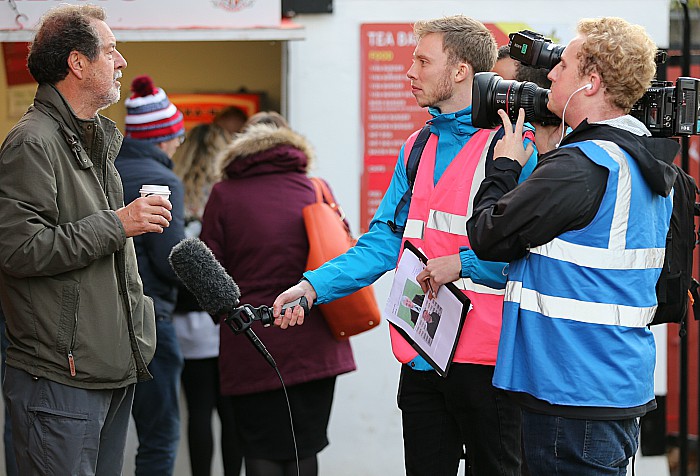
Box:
[115,75,186,476]
[467,17,679,476]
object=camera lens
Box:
[472,72,560,129]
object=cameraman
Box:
[467,17,679,475]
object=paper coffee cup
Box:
[139,184,171,199]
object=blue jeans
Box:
[132,318,184,476]
[522,410,639,476]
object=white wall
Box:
[286,2,670,474]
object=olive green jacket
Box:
[0,84,156,389]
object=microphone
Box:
[169,238,277,368]
[168,238,240,316]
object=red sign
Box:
[2,42,34,86]
[360,23,429,232]
[359,23,510,232]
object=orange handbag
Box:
[302,177,381,340]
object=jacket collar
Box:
[427,105,478,137]
[563,118,679,197]
[33,84,122,169]
[118,137,174,169]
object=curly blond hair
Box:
[413,15,497,73]
[577,17,657,112]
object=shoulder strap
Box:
[406,125,432,190]
[486,127,506,162]
[388,125,432,233]
[309,177,325,204]
[310,177,346,221]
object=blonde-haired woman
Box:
[172,106,247,476]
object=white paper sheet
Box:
[383,242,469,376]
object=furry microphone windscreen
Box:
[168,238,241,316]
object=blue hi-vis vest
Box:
[493,140,673,409]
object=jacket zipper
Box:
[67,287,80,377]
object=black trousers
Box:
[181,357,242,476]
[398,363,521,476]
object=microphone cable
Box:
[236,325,300,476]
[273,364,300,476]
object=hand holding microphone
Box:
[273,280,317,329]
[169,238,310,368]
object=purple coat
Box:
[201,124,356,395]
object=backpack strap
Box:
[387,124,523,235]
[484,125,535,176]
[388,125,431,234]
[485,127,506,163]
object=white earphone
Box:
[556,83,594,147]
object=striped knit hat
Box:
[124,75,184,143]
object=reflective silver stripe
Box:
[452,277,505,295]
[594,140,631,251]
[505,281,655,328]
[530,140,664,270]
[466,130,498,219]
[530,239,666,270]
[403,219,425,239]
[427,210,468,236]
[405,130,497,239]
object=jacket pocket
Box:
[55,283,80,371]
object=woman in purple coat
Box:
[200,112,356,476]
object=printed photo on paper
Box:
[384,242,469,376]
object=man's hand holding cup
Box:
[116,184,173,237]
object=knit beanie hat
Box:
[124,75,185,143]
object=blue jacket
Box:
[115,138,186,320]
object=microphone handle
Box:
[244,328,277,369]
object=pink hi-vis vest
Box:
[390,127,506,366]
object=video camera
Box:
[472,29,700,138]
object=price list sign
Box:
[360,23,429,232]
